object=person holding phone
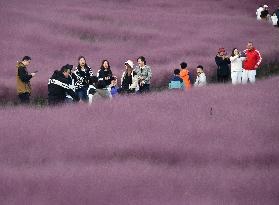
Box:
[16,56,37,104]
[230,48,246,85]
[215,48,231,83]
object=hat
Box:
[124,60,134,68]
[263,5,268,8]
[218,48,226,53]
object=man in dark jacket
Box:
[48,64,80,105]
[16,56,37,104]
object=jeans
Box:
[76,86,89,102]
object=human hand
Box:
[31,73,36,77]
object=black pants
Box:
[18,93,30,104]
[217,75,230,83]
[139,84,150,93]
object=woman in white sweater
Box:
[230,48,246,85]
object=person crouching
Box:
[48,65,80,105]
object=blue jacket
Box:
[169,76,184,89]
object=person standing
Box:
[230,48,246,85]
[179,62,192,90]
[256,5,264,20]
[97,60,113,89]
[242,41,262,84]
[119,60,138,94]
[215,48,231,83]
[72,56,94,102]
[16,56,36,104]
[134,56,152,93]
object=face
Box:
[111,79,117,86]
[234,49,239,56]
[103,61,109,69]
[197,67,203,75]
[79,58,86,66]
[23,60,31,66]
[137,59,145,67]
[63,70,70,78]
[125,64,132,72]
[220,51,225,56]
[247,43,253,51]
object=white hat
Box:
[263,5,268,8]
[124,60,134,68]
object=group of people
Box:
[215,41,262,85]
[16,41,262,105]
[256,5,279,27]
[16,56,153,105]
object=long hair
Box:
[231,48,238,57]
[100,59,111,70]
[77,56,89,70]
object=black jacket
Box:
[72,65,94,89]
[215,55,231,76]
[48,70,80,105]
[97,69,113,88]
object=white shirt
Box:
[271,15,278,26]
[230,55,245,72]
[194,73,206,87]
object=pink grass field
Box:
[1,77,279,204]
[1,0,279,204]
[0,0,279,100]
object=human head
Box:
[137,56,146,67]
[61,64,73,78]
[196,65,204,75]
[101,60,110,70]
[180,62,187,69]
[231,48,239,57]
[111,76,117,86]
[125,60,134,71]
[218,48,226,56]
[174,68,180,75]
[247,41,254,51]
[263,5,268,10]
[21,56,32,66]
[78,56,87,67]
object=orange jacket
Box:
[180,69,191,89]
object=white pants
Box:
[231,71,242,85]
[242,69,256,84]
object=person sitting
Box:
[169,69,184,90]
[271,12,278,27]
[119,60,138,94]
[194,65,207,87]
[48,65,80,105]
[108,76,119,97]
[261,5,270,20]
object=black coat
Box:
[48,70,80,105]
[215,56,231,77]
[97,69,113,88]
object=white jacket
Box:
[230,55,245,72]
[194,73,206,87]
[271,15,278,26]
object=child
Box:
[194,65,207,87]
[108,76,119,97]
[169,69,184,90]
